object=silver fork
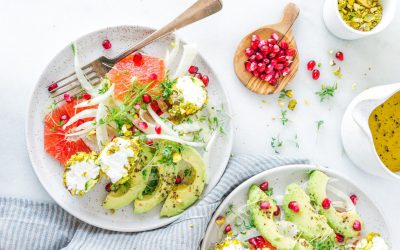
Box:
[48,0,223,102]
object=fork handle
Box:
[113,0,223,61]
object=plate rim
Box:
[200,164,391,249]
[25,24,234,232]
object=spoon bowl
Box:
[233,3,300,95]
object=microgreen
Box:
[280,110,289,126]
[315,83,338,102]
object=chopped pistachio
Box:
[332,67,343,78]
[288,99,297,111]
[338,0,382,31]
[329,59,336,66]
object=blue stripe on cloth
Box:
[0,154,308,250]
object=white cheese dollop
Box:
[356,236,389,250]
[98,138,135,183]
[65,160,100,192]
[175,76,207,108]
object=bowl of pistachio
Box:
[323,0,396,40]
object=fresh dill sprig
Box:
[280,110,289,126]
[271,136,283,154]
[315,83,338,102]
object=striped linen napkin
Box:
[0,154,308,250]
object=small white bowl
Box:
[341,83,400,181]
[323,0,396,40]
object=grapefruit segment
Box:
[44,100,94,165]
[107,54,165,101]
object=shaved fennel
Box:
[95,102,109,148]
[62,109,97,129]
[75,84,114,108]
[145,134,205,148]
[65,121,95,137]
[72,42,96,95]
[327,184,355,211]
[173,43,197,78]
[147,107,180,137]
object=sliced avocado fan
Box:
[134,164,176,214]
[308,170,364,238]
[283,183,336,247]
[160,146,206,217]
[247,185,313,250]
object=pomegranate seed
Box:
[336,233,344,243]
[105,183,112,192]
[248,237,257,247]
[142,94,152,104]
[149,73,158,80]
[76,119,85,127]
[263,58,270,64]
[60,114,69,122]
[255,52,263,61]
[273,44,280,53]
[269,78,277,86]
[312,69,320,80]
[268,53,276,59]
[175,175,182,184]
[273,205,281,216]
[245,48,254,57]
[307,60,316,71]
[277,55,286,62]
[282,67,291,76]
[132,52,143,66]
[267,38,276,45]
[265,74,274,82]
[274,63,284,70]
[258,40,267,49]
[350,194,358,205]
[260,201,271,210]
[224,224,231,233]
[288,201,300,213]
[194,73,202,79]
[249,55,256,62]
[259,181,269,191]
[150,100,161,113]
[353,220,362,231]
[249,62,257,72]
[82,92,91,100]
[145,139,154,145]
[250,41,259,50]
[156,109,163,116]
[138,122,148,129]
[274,71,281,79]
[286,48,296,56]
[284,60,291,67]
[102,39,112,50]
[64,93,74,103]
[188,65,199,74]
[257,63,266,73]
[155,125,162,134]
[266,64,275,74]
[48,83,58,92]
[251,34,260,42]
[201,75,209,86]
[280,40,288,50]
[271,33,280,41]
[255,236,266,247]
[245,61,251,71]
[260,74,266,80]
[322,198,331,209]
[286,55,294,61]
[253,71,259,78]
[335,51,344,61]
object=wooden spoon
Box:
[233,3,300,95]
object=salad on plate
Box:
[44,38,226,217]
[212,170,389,250]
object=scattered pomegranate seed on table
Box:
[244,32,295,85]
[259,181,269,191]
[288,201,300,213]
[321,198,331,209]
[82,92,91,100]
[273,205,281,216]
[48,83,58,92]
[132,52,143,66]
[155,125,162,134]
[102,39,112,50]
[350,194,358,205]
[335,51,344,61]
[63,93,74,103]
[312,69,320,80]
[307,60,316,71]
[142,94,152,104]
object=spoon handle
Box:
[113,0,223,61]
[278,3,300,34]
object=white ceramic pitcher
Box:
[342,83,400,180]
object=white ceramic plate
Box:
[25,25,233,232]
[201,165,391,249]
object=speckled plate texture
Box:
[25,25,233,232]
[201,165,391,250]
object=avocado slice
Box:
[248,185,313,250]
[283,183,336,244]
[308,170,363,238]
[134,165,176,214]
[160,147,206,217]
[102,168,150,210]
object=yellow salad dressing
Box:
[369,91,400,172]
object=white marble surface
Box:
[0,0,399,247]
